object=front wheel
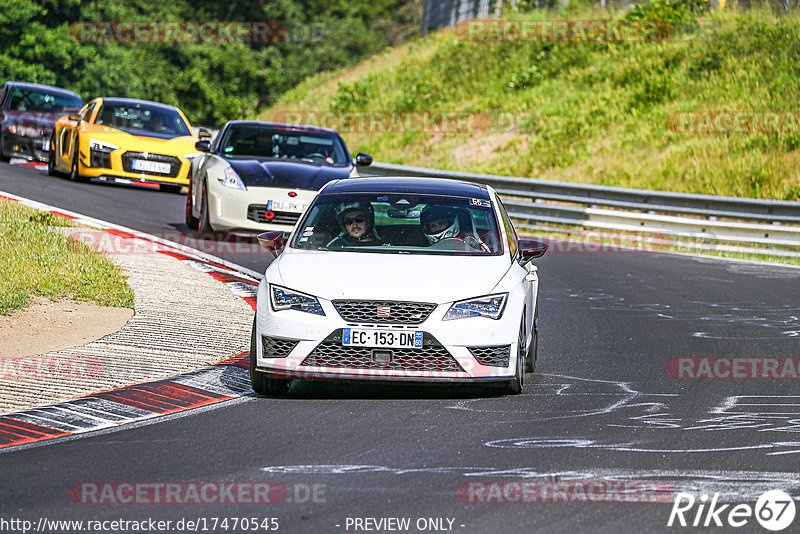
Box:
[198,180,214,233]
[525,298,538,373]
[250,317,292,396]
[69,138,89,183]
[502,316,526,395]
[0,134,9,162]
[47,135,59,176]
[185,180,200,230]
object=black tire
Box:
[249,317,292,396]
[69,137,88,182]
[525,298,538,373]
[0,134,9,162]
[185,179,200,230]
[502,316,526,395]
[47,134,61,176]
[198,180,214,233]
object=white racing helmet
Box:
[421,205,460,245]
[335,201,375,234]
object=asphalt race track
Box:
[1,161,800,533]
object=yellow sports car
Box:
[48,97,200,192]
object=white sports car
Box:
[250,176,548,395]
[186,121,372,232]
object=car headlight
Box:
[9,125,41,137]
[88,138,119,152]
[183,152,202,162]
[219,166,246,190]
[270,285,325,316]
[443,293,508,321]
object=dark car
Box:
[185,120,373,232]
[0,81,84,162]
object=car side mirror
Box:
[198,128,212,139]
[258,231,286,257]
[195,139,211,152]
[355,152,372,166]
[68,114,81,122]
[519,239,548,262]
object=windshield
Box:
[219,125,349,165]
[94,103,191,137]
[291,193,503,255]
[6,88,82,112]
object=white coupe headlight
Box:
[88,138,119,152]
[183,152,202,162]
[219,166,246,190]
[270,285,325,316]
[443,293,508,321]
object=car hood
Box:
[1,110,74,133]
[82,125,197,152]
[228,159,352,190]
[275,250,510,303]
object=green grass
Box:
[262,2,800,201]
[0,199,135,315]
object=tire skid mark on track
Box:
[0,191,261,450]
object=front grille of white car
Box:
[332,300,437,325]
[302,343,464,373]
[261,336,299,358]
[468,345,511,367]
[247,204,302,226]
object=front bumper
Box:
[208,186,316,232]
[2,133,50,162]
[78,150,192,186]
[253,282,522,384]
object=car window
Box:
[219,125,349,166]
[291,193,503,256]
[94,103,190,137]
[496,197,518,259]
[82,101,97,122]
[0,86,8,108]
[5,88,82,112]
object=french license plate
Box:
[342,329,423,349]
[267,199,308,213]
[132,159,170,174]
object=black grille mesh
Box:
[468,345,511,367]
[261,336,299,358]
[333,300,436,325]
[302,343,463,372]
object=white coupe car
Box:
[186,120,372,232]
[250,176,548,395]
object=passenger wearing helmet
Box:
[327,202,383,247]
[421,204,492,252]
[420,205,461,245]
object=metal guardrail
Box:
[367,161,800,255]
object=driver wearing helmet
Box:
[327,202,383,247]
[420,205,461,245]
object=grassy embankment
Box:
[0,199,134,315]
[262,3,800,201]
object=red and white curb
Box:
[0,191,263,450]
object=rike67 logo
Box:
[668,490,796,531]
